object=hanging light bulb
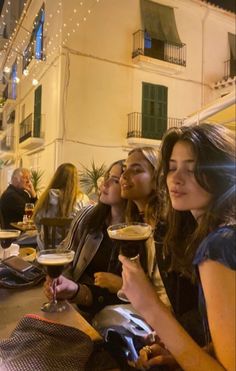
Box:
[32,79,38,86]
[4,66,11,73]
[23,69,29,76]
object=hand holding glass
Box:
[36,249,75,312]
[107,222,152,301]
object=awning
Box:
[183,91,236,131]
[140,0,182,45]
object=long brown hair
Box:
[33,163,79,218]
[125,146,161,227]
[83,159,126,233]
[158,123,236,278]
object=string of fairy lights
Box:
[0,0,101,87]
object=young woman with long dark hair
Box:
[120,124,235,370]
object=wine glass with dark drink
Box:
[36,249,75,312]
[0,229,21,260]
[24,203,34,221]
[107,222,152,301]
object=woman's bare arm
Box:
[120,255,234,371]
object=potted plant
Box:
[79,160,106,200]
[30,169,44,196]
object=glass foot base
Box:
[117,289,130,302]
[41,300,68,313]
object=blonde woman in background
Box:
[34,163,90,249]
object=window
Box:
[10,62,17,99]
[228,33,236,78]
[136,0,186,66]
[23,5,45,71]
[34,85,42,138]
[142,82,167,140]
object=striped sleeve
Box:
[61,205,94,250]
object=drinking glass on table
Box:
[107,222,152,301]
[36,249,75,313]
[24,203,34,221]
[0,229,21,260]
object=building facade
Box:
[0,0,235,193]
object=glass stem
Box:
[2,248,7,261]
[52,279,57,304]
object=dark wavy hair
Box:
[83,159,126,233]
[158,123,236,278]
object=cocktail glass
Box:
[36,249,75,312]
[0,229,21,260]
[107,222,152,302]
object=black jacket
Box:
[154,224,205,346]
[0,185,37,228]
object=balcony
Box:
[224,59,236,80]
[127,112,183,146]
[214,59,236,90]
[19,113,44,150]
[132,30,186,75]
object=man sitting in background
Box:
[0,168,37,228]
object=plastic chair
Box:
[39,217,73,249]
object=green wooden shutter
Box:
[142,82,167,140]
[33,85,42,137]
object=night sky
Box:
[208,0,235,12]
[0,0,4,15]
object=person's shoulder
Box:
[1,185,21,201]
[193,226,236,269]
[72,204,94,224]
[48,188,60,204]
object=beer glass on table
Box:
[36,249,75,312]
[24,203,34,223]
[107,222,152,301]
[0,229,21,260]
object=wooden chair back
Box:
[0,203,5,229]
[39,217,73,249]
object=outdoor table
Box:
[10,222,37,233]
[0,283,102,342]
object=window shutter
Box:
[34,85,42,138]
[142,82,167,140]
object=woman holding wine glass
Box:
[120,147,205,348]
[120,124,236,371]
[44,160,127,317]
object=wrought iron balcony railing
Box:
[132,30,186,67]
[224,59,236,80]
[127,112,183,140]
[19,113,43,143]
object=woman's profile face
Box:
[166,141,212,220]
[99,164,123,206]
[120,151,155,204]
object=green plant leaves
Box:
[30,169,44,196]
[79,160,106,195]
